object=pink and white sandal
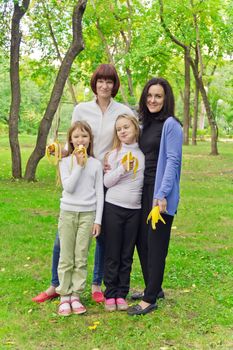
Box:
[71,298,86,315]
[58,300,72,317]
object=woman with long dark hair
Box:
[128,78,183,315]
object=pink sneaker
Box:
[116,298,128,311]
[104,298,116,312]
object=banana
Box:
[46,140,62,165]
[121,151,139,178]
[71,144,88,168]
[146,205,166,230]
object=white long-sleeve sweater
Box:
[71,98,135,163]
[104,143,145,209]
[59,156,104,225]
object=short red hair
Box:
[90,64,120,97]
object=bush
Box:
[18,112,41,135]
[0,122,8,135]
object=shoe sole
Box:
[104,306,116,312]
[92,298,105,303]
[73,309,87,315]
[117,306,128,311]
[58,311,72,317]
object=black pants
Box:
[143,213,173,304]
[104,202,141,299]
[136,183,154,285]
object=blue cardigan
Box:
[153,117,183,216]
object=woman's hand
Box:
[61,149,69,158]
[153,198,167,213]
[92,224,101,238]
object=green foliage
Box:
[0,121,8,135]
[0,54,57,134]
[0,0,233,136]
[0,137,233,349]
[0,55,10,123]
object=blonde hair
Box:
[66,121,94,157]
[111,114,140,151]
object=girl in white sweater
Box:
[103,115,145,311]
[56,121,104,316]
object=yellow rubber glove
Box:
[146,205,166,230]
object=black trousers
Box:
[136,183,154,285]
[136,184,174,304]
[143,213,173,304]
[104,202,141,299]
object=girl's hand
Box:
[92,224,101,238]
[75,152,86,167]
[122,159,134,172]
[103,152,111,173]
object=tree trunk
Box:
[192,80,199,145]
[192,47,199,145]
[24,0,87,181]
[183,47,190,145]
[199,101,205,129]
[9,0,30,179]
[49,102,61,142]
[126,67,134,98]
[190,59,218,155]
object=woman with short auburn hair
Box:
[90,64,120,98]
[32,64,135,305]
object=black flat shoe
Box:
[130,292,143,300]
[127,303,157,316]
[131,289,165,301]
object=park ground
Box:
[0,136,233,350]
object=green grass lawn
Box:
[0,135,233,350]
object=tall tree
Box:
[192,46,199,145]
[24,0,88,181]
[158,0,220,155]
[9,0,30,179]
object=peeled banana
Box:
[72,144,88,168]
[147,205,166,230]
[121,151,139,177]
[46,140,62,165]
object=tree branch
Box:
[42,0,77,105]
[190,0,203,77]
[158,0,187,50]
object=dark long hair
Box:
[139,77,182,126]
